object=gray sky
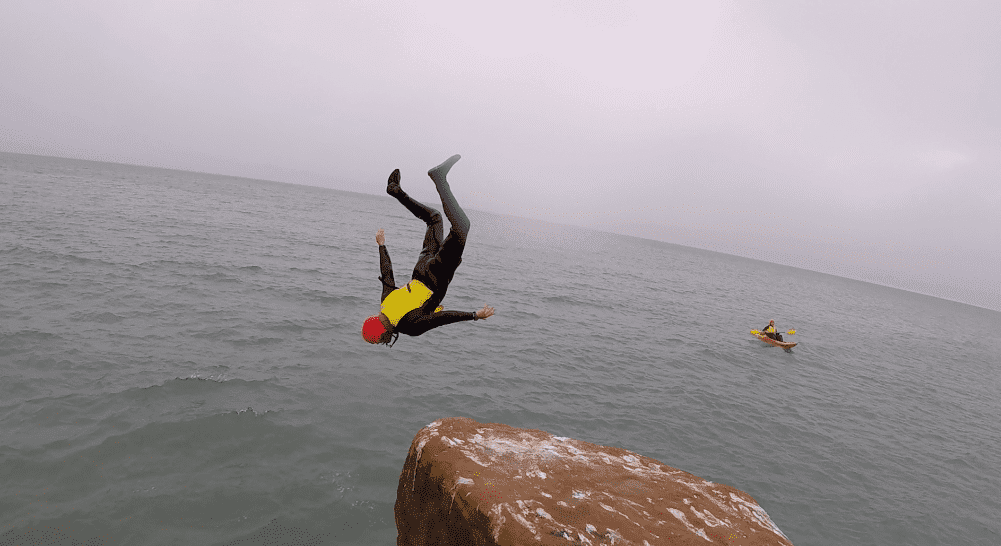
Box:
[2,0,998,310]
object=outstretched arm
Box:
[398,305,495,336]
[377,229,396,302]
[403,310,476,336]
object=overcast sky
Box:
[2,0,998,310]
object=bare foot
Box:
[428,154,461,184]
[387,169,403,196]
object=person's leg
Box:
[386,169,444,274]
[412,222,442,281]
[388,169,441,227]
[418,155,469,305]
[427,155,469,244]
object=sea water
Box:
[1,152,998,545]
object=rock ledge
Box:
[395,417,793,545]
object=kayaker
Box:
[761,320,784,342]
[361,154,495,346]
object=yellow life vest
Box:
[381,279,443,326]
[764,326,776,333]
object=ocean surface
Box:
[1,151,999,546]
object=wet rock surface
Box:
[395,417,794,545]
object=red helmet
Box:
[362,315,386,343]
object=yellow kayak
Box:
[751,332,797,349]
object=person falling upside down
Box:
[361,154,495,347]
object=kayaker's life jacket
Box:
[764,325,776,333]
[381,279,443,326]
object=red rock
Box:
[395,417,794,546]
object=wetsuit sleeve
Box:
[379,245,396,302]
[397,310,477,336]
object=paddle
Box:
[750,329,796,335]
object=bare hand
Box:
[475,305,495,320]
[376,228,385,246]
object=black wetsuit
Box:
[378,165,477,336]
[762,325,784,342]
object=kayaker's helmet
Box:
[769,320,775,325]
[362,315,387,344]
